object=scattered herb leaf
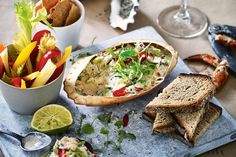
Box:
[100,127,109,135]
[114,143,121,153]
[97,112,112,125]
[104,140,113,147]
[81,123,94,134]
[114,120,123,129]
[127,133,136,140]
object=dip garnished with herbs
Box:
[50,136,95,157]
[75,42,172,97]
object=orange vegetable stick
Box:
[0,42,4,53]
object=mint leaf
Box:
[100,127,109,135]
[127,133,136,140]
[81,123,94,134]
[97,112,112,125]
[114,120,123,129]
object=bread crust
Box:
[172,104,206,141]
[190,103,222,144]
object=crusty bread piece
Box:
[189,103,222,144]
[145,74,215,113]
[145,103,206,135]
[65,2,80,25]
[172,104,206,141]
[152,111,176,134]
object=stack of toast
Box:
[144,74,222,145]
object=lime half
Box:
[31,104,73,134]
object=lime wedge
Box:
[31,104,73,134]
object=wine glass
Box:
[157,0,208,38]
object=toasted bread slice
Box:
[172,104,207,141]
[49,0,72,27]
[152,111,176,134]
[65,2,80,25]
[145,103,206,135]
[145,74,215,113]
[189,103,222,144]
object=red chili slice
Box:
[124,58,131,64]
[58,149,67,157]
[135,87,143,92]
[123,114,129,127]
[112,87,128,97]
[134,51,147,62]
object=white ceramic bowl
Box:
[0,67,65,115]
[34,0,85,51]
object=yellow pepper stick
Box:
[21,79,26,89]
[23,71,40,81]
[0,48,10,75]
[13,41,37,71]
[56,45,72,68]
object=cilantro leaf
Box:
[81,123,94,134]
[127,133,136,140]
[117,135,125,143]
[114,120,123,129]
[100,127,109,135]
[97,112,112,125]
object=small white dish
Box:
[0,67,65,115]
[34,0,85,51]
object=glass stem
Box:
[174,0,191,22]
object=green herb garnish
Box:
[81,123,94,134]
[108,47,157,84]
[97,112,112,125]
[114,120,123,129]
[100,127,109,135]
[76,112,136,154]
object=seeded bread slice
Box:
[172,104,206,141]
[145,74,215,113]
[189,103,222,144]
